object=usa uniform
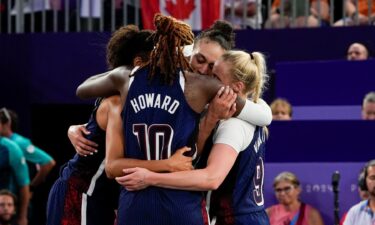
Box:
[47,99,119,225]
[117,67,207,225]
[208,118,270,225]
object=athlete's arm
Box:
[119,144,238,191]
[118,119,255,191]
[67,124,98,156]
[104,96,193,179]
[196,86,236,154]
[184,71,245,115]
[76,66,131,101]
[236,98,272,126]
[185,72,245,155]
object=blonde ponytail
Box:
[250,52,269,102]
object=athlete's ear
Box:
[232,81,244,94]
[133,56,143,67]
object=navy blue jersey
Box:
[118,67,206,225]
[64,99,106,177]
[47,99,119,225]
[209,126,268,225]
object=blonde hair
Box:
[273,171,300,188]
[363,91,375,106]
[270,98,293,116]
[220,50,268,102]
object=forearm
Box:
[236,99,272,126]
[18,186,30,220]
[76,71,119,99]
[197,112,219,154]
[147,169,218,191]
[106,158,172,179]
[30,161,55,187]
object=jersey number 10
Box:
[133,124,174,160]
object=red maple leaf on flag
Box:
[165,0,196,20]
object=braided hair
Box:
[148,13,194,85]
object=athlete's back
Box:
[209,125,268,225]
[118,67,207,225]
[47,99,119,225]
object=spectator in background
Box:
[334,0,375,26]
[270,98,292,121]
[346,42,370,60]
[266,172,325,225]
[0,108,55,193]
[357,170,370,200]
[265,0,330,29]
[340,168,370,225]
[0,120,30,225]
[343,160,375,225]
[224,0,262,29]
[0,190,18,225]
[0,108,55,225]
[361,92,375,120]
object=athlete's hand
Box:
[167,147,193,172]
[68,124,98,156]
[116,167,151,191]
[208,86,237,120]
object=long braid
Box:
[149,14,194,84]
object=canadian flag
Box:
[141,0,223,30]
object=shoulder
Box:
[266,204,276,214]
[347,200,367,214]
[112,66,132,77]
[11,133,30,144]
[214,118,256,153]
[1,137,22,152]
[107,66,132,86]
[0,138,24,159]
[184,71,223,113]
[306,204,322,216]
[266,204,283,217]
[185,71,222,95]
[305,204,324,225]
[217,118,256,135]
[9,134,32,152]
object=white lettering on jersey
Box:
[131,93,180,114]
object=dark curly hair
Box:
[195,20,235,50]
[148,14,194,85]
[106,25,154,69]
